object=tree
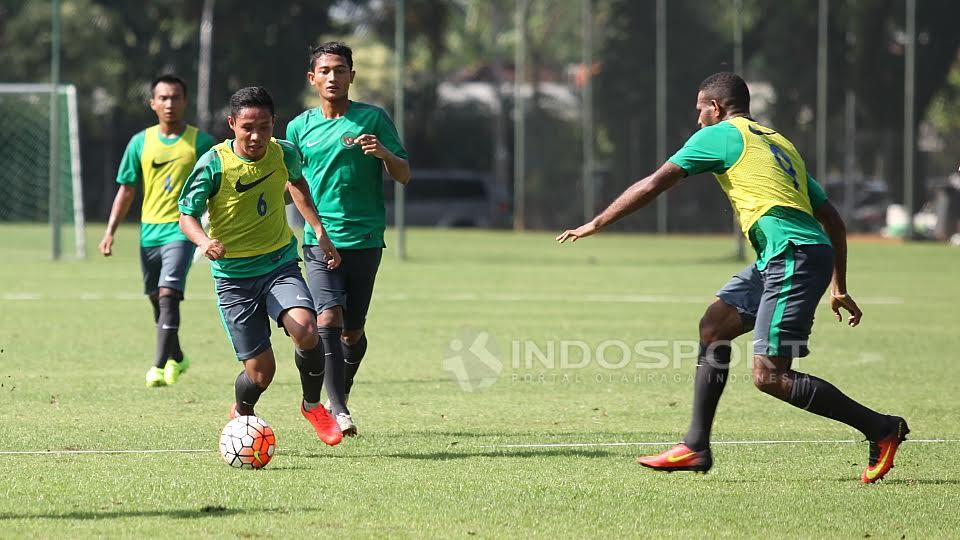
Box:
[0,0,336,220]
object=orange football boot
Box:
[637,443,712,473]
[301,402,343,446]
[862,416,909,484]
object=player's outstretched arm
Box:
[179,213,225,261]
[99,184,137,256]
[557,162,685,243]
[814,200,862,327]
[288,178,341,270]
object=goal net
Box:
[0,83,85,259]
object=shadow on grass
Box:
[283,448,618,460]
[268,377,450,388]
[0,506,286,521]
[412,252,744,269]
[850,478,960,486]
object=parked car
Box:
[384,169,510,228]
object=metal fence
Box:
[7,0,959,244]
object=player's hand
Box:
[556,221,600,243]
[202,238,226,261]
[356,134,388,159]
[831,293,862,327]
[99,233,114,257]
[317,236,341,269]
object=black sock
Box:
[149,296,160,324]
[788,372,889,441]
[154,296,183,368]
[683,343,731,451]
[342,334,367,396]
[318,327,348,416]
[235,371,264,414]
[294,343,325,405]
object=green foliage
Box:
[3,0,960,226]
[595,0,960,217]
[0,0,336,219]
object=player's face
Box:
[150,82,186,125]
[308,54,355,102]
[227,106,275,160]
[696,91,720,128]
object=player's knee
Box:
[289,322,318,350]
[751,358,784,395]
[699,316,727,344]
[317,306,343,327]
[158,287,179,298]
[292,331,318,351]
[342,328,364,346]
[249,366,275,388]
[700,300,743,344]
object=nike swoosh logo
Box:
[296,295,311,301]
[865,447,894,480]
[164,276,180,281]
[748,124,778,136]
[305,140,322,148]
[235,170,275,193]
[307,371,323,377]
[152,157,181,169]
[666,452,696,463]
[161,324,178,330]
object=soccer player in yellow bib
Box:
[178,87,344,446]
[558,73,907,483]
[99,75,216,388]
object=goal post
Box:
[0,83,85,259]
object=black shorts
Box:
[302,246,383,331]
[716,243,834,358]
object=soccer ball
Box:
[219,415,276,469]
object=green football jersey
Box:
[286,101,407,249]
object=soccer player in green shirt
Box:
[99,74,216,388]
[179,86,344,446]
[287,42,411,436]
[558,73,907,483]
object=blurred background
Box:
[2,0,960,254]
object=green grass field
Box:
[2,224,959,538]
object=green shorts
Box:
[716,243,833,358]
[214,261,315,361]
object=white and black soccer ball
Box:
[219,415,276,469]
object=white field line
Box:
[1,292,906,305]
[480,439,958,449]
[0,449,212,455]
[1,439,956,456]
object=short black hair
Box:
[229,86,275,117]
[309,41,353,71]
[151,74,187,96]
[698,72,750,112]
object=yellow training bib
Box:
[716,117,815,235]
[140,125,199,224]
[208,139,292,258]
